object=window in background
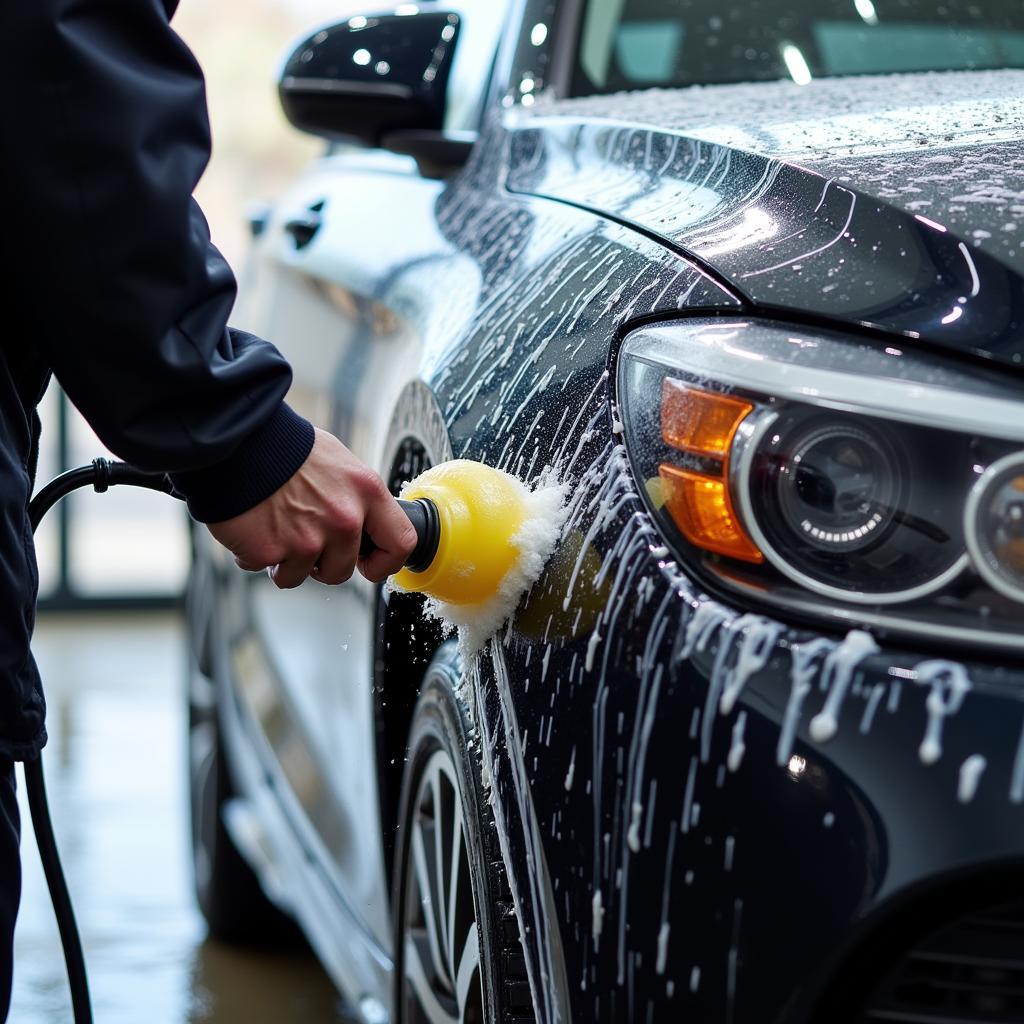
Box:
[66,401,189,598]
[445,0,513,129]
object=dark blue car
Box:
[187,2,1024,1021]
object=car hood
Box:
[505,70,1024,369]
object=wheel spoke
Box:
[454,923,480,1016]
[412,811,451,990]
[405,933,460,1024]
[430,763,451,971]
[446,804,464,967]
[189,719,215,776]
[189,663,216,710]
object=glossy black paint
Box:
[201,4,1024,1023]
[506,117,1024,370]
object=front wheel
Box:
[393,657,535,1024]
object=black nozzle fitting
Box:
[359,497,441,573]
[396,497,440,573]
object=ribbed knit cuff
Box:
[171,403,316,523]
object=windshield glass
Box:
[571,0,1024,95]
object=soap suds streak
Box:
[860,683,887,735]
[1011,718,1024,804]
[680,756,698,836]
[703,614,780,762]
[808,631,880,744]
[915,661,972,765]
[727,713,747,773]
[718,618,783,717]
[655,922,670,976]
[958,754,987,804]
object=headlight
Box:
[618,317,1024,651]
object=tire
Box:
[187,566,300,947]
[393,657,536,1024]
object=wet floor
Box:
[12,613,353,1024]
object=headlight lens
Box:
[740,407,969,602]
[966,451,1024,603]
[618,318,1024,650]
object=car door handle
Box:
[246,201,271,239]
[284,201,325,249]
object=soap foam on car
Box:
[389,462,569,660]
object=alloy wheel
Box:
[402,749,484,1024]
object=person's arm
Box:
[0,0,414,585]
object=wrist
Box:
[170,403,315,523]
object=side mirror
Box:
[279,9,464,161]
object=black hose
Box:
[22,758,91,1023]
[24,459,175,1024]
[28,459,175,531]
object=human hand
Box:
[206,428,417,588]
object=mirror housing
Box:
[279,10,462,153]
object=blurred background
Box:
[34,0,360,606]
[15,1,364,1020]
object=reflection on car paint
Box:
[505,70,1024,367]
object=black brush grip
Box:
[359,497,440,573]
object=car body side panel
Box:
[406,143,747,1020]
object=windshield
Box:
[571,0,1024,95]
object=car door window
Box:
[571,0,1024,95]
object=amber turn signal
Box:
[661,379,752,457]
[658,465,764,563]
[659,379,763,563]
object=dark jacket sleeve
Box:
[0,0,314,523]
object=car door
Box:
[227,0,510,954]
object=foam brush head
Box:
[393,460,529,605]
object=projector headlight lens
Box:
[966,452,1024,604]
[618,318,1024,650]
[772,419,901,555]
[738,406,969,603]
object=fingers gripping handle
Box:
[360,497,440,573]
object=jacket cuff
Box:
[171,402,315,523]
